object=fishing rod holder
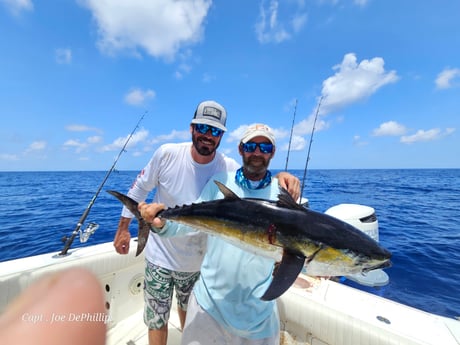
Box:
[79,222,99,243]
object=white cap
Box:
[240,123,275,145]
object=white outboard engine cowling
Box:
[325,204,389,287]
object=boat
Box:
[1,204,459,345]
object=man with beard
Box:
[140,123,291,345]
[113,102,300,345]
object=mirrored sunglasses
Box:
[194,124,224,137]
[242,142,274,154]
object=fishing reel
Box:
[79,222,99,243]
[60,222,99,245]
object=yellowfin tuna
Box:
[108,181,391,300]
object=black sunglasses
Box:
[194,124,224,137]
[241,142,274,154]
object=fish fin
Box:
[261,251,305,301]
[214,180,240,200]
[107,190,141,218]
[277,188,305,211]
[107,190,149,257]
[135,219,150,256]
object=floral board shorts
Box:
[144,261,200,330]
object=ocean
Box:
[0,169,459,319]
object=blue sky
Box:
[1,0,459,171]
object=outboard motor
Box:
[325,204,389,287]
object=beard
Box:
[242,155,270,178]
[192,134,221,156]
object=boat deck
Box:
[106,308,183,345]
[106,308,305,345]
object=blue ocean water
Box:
[0,169,459,319]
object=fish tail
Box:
[107,190,149,256]
[135,218,151,256]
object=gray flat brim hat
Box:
[191,100,227,131]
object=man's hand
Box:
[276,172,301,201]
[138,202,167,229]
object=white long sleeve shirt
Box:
[121,142,239,272]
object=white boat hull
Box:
[1,240,459,345]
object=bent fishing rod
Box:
[58,110,148,256]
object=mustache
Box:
[196,135,217,145]
[247,156,267,163]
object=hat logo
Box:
[202,106,222,120]
[253,124,268,131]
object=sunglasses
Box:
[194,124,224,137]
[241,142,274,154]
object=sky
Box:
[1,0,459,171]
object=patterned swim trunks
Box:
[144,261,200,330]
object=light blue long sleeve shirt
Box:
[159,171,281,339]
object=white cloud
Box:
[283,53,398,151]
[26,140,46,152]
[150,129,190,144]
[124,88,156,106]
[372,121,407,137]
[255,0,307,44]
[292,13,307,33]
[0,153,19,161]
[319,0,368,6]
[63,135,103,153]
[101,128,149,151]
[55,48,72,64]
[87,135,102,144]
[174,62,193,80]
[400,128,455,144]
[320,53,399,115]
[228,125,249,143]
[66,124,101,133]
[202,72,216,83]
[294,115,328,137]
[289,114,328,152]
[63,139,88,153]
[354,0,369,6]
[353,135,368,147]
[1,0,33,15]
[174,49,194,79]
[435,68,460,89]
[282,134,306,151]
[78,0,211,60]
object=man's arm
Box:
[113,216,132,254]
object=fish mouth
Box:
[363,259,392,273]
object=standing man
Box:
[141,123,293,345]
[113,102,299,345]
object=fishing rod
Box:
[58,110,148,256]
[299,96,323,203]
[284,99,297,171]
